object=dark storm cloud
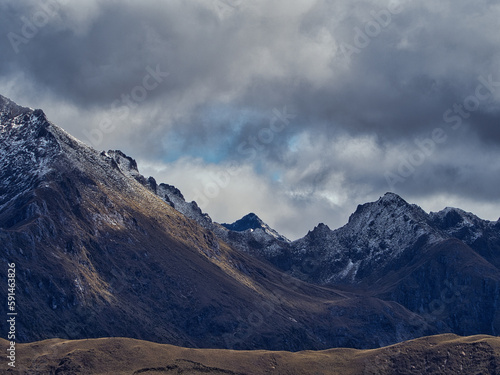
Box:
[1,0,499,140]
[0,1,227,106]
[1,0,500,235]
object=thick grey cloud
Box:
[1,0,499,238]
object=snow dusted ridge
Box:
[286,192,445,284]
[259,192,500,286]
[104,149,214,228]
[104,148,289,249]
[0,97,141,196]
[0,97,167,238]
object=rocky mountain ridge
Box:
[104,148,290,255]
[240,192,499,286]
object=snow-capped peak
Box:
[222,213,290,242]
[347,193,430,235]
[290,192,444,284]
[222,213,264,231]
[377,192,411,207]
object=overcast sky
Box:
[1,0,500,239]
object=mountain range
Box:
[0,94,499,356]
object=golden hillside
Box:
[3,334,499,374]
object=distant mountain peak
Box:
[378,192,409,206]
[222,213,262,231]
[348,192,425,224]
[222,213,289,242]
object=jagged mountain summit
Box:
[222,213,290,242]
[103,148,290,254]
[251,192,500,286]
[289,192,445,284]
[103,148,291,253]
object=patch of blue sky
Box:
[287,133,303,153]
[271,170,282,182]
[162,104,267,164]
